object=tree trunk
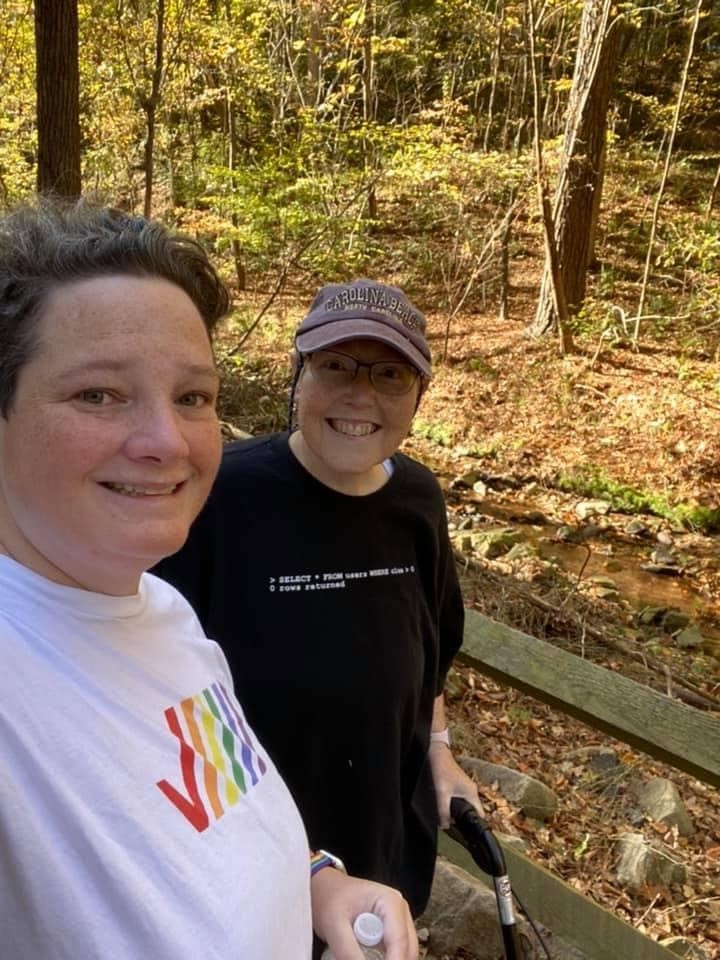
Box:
[362,0,378,220]
[307,0,322,104]
[483,0,505,152]
[707,159,720,220]
[142,0,166,219]
[227,85,247,291]
[635,0,703,334]
[498,192,514,321]
[531,0,623,338]
[527,0,573,353]
[34,0,81,197]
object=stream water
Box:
[454,491,720,650]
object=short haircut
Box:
[0,197,230,416]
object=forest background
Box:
[3,0,720,955]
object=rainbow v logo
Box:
[157,682,268,832]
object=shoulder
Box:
[386,453,453,539]
[142,574,233,673]
[140,572,214,631]
[221,433,285,470]
[392,452,445,501]
[142,570,197,610]
[213,433,292,492]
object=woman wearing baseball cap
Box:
[156,279,482,952]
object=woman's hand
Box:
[310,867,418,960]
[428,740,483,829]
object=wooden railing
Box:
[439,609,720,960]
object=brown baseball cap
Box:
[294,279,432,377]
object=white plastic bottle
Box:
[320,912,385,959]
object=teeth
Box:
[329,419,377,437]
[104,482,178,497]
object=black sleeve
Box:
[435,493,465,693]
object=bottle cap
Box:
[353,912,384,947]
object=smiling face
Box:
[0,275,222,595]
[289,338,421,495]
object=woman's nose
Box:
[123,403,191,462]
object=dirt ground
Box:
[217,285,720,958]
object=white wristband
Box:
[429,727,451,747]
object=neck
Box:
[0,535,85,590]
[288,432,389,496]
[0,529,140,597]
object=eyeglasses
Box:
[305,349,420,396]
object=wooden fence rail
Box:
[440,608,720,960]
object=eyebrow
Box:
[55,360,220,383]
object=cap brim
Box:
[295,318,431,377]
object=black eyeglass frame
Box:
[303,348,421,396]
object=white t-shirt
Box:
[0,558,311,959]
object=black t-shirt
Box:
[154,433,464,916]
